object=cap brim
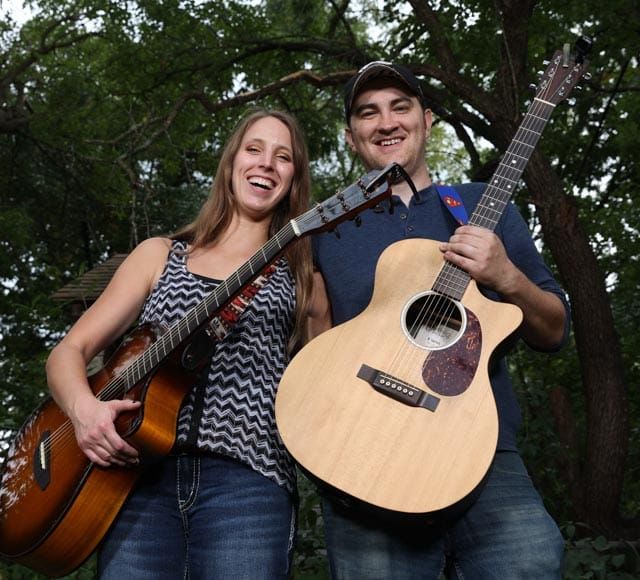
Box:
[345,64,421,121]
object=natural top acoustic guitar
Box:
[276,39,591,515]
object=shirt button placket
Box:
[400,211,414,235]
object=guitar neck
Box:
[127,162,400,374]
[106,222,298,397]
[469,99,555,230]
[164,222,297,343]
[433,98,556,301]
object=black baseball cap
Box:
[343,61,427,122]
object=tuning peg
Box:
[542,59,550,66]
[574,35,593,63]
[582,72,592,81]
[566,97,577,107]
[529,83,538,91]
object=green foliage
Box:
[563,525,640,579]
[0,555,96,579]
[293,473,329,579]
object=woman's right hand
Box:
[70,394,141,468]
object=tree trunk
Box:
[524,151,634,537]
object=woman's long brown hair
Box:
[172,109,314,352]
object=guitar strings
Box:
[386,64,575,393]
[384,95,554,386]
[385,272,461,382]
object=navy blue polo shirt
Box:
[312,182,570,451]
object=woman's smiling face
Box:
[231,115,295,222]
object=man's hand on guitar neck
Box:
[438,225,516,292]
[439,224,566,351]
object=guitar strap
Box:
[436,184,469,226]
[208,260,280,341]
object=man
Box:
[312,61,569,578]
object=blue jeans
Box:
[98,454,296,579]
[322,451,564,579]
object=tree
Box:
[1,1,638,575]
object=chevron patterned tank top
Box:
[139,240,297,492]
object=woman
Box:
[46,109,330,579]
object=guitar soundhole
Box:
[401,291,466,350]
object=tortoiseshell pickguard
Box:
[422,309,481,396]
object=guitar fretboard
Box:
[433,98,555,301]
[99,222,298,401]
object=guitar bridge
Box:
[357,364,439,412]
[33,431,51,490]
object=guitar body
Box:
[276,239,523,514]
[0,323,197,577]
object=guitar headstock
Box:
[535,35,592,106]
[294,163,410,236]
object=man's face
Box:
[346,79,432,188]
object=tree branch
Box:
[326,0,358,47]
[0,12,100,133]
[406,2,504,122]
[97,69,350,159]
[574,56,631,184]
